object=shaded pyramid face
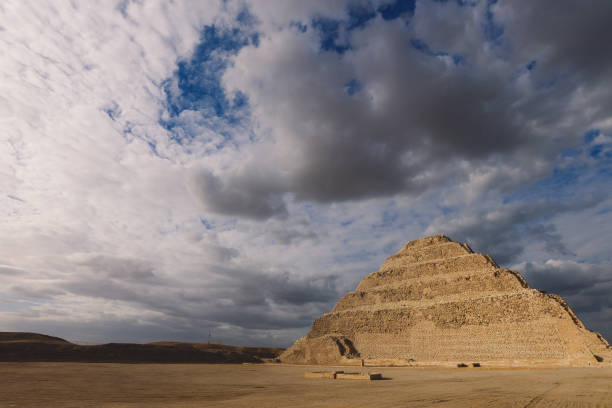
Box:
[281,235,612,366]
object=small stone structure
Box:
[304,370,344,379]
[282,235,612,367]
[305,370,382,380]
[336,372,383,380]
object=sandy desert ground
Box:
[0,362,611,407]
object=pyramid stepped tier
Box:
[357,253,499,290]
[336,268,527,312]
[380,240,473,267]
[281,235,612,367]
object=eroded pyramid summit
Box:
[281,235,611,366]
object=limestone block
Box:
[304,371,344,379]
[336,372,382,380]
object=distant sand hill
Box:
[0,332,282,363]
[281,235,612,367]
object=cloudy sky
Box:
[1,0,611,346]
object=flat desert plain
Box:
[0,363,611,407]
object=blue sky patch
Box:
[290,21,308,33]
[526,60,537,71]
[340,219,354,227]
[584,129,600,144]
[382,241,401,256]
[504,131,612,206]
[102,101,121,120]
[434,0,478,5]
[200,218,215,230]
[344,78,362,96]
[7,194,25,203]
[483,0,504,45]
[590,145,604,158]
[311,1,417,54]
[410,38,465,66]
[161,24,253,144]
[312,17,349,54]
[377,0,416,20]
[372,205,401,230]
[236,7,257,27]
[347,3,377,30]
[504,166,583,205]
[452,55,466,65]
[163,25,249,118]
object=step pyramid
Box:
[281,235,611,367]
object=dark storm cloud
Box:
[495,0,612,131]
[243,271,338,306]
[268,220,318,245]
[193,0,612,220]
[518,260,612,340]
[521,260,611,296]
[495,0,612,82]
[427,197,601,265]
[204,266,340,329]
[55,255,339,332]
[526,224,575,257]
[194,169,288,220]
[206,264,339,307]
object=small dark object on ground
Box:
[472,363,481,367]
[457,363,468,368]
[594,354,604,362]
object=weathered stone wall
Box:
[353,321,570,361]
[280,234,611,366]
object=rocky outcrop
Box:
[281,235,611,366]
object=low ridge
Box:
[281,235,612,367]
[0,332,283,363]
